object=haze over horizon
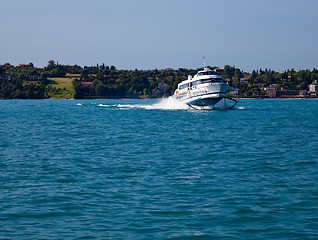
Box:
[1,0,318,72]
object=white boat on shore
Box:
[172,66,238,109]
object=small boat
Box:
[172,64,238,109]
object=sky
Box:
[1,0,318,72]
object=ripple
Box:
[0,99,317,239]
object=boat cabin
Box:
[177,69,223,91]
[178,78,222,90]
[197,70,217,76]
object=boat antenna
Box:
[203,56,206,68]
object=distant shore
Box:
[1,62,317,99]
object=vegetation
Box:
[0,61,317,99]
[46,77,74,99]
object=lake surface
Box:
[0,99,317,239]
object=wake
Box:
[144,97,188,110]
[77,97,241,110]
[97,98,189,110]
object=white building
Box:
[309,80,318,94]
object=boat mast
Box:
[203,56,206,68]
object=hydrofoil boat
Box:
[172,65,238,109]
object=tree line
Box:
[0,61,317,99]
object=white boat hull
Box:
[175,92,225,106]
[174,83,228,107]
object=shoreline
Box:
[1,97,318,101]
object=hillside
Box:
[0,61,317,99]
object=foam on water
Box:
[95,97,189,110]
[84,98,240,111]
[98,104,118,108]
[143,97,189,110]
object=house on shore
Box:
[229,88,239,96]
[267,88,277,98]
[158,83,168,90]
[309,80,318,95]
[81,82,93,86]
[19,64,32,68]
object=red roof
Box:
[81,82,93,85]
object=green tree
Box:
[47,60,56,71]
[0,66,4,75]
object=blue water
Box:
[0,99,317,239]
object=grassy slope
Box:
[47,77,74,99]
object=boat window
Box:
[201,78,223,83]
[179,78,222,90]
[200,71,215,76]
[192,80,201,86]
[179,84,187,90]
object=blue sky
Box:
[1,0,317,72]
